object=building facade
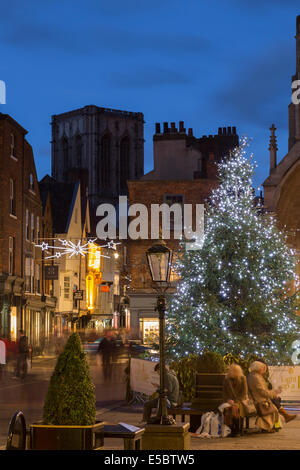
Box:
[0,114,56,351]
[127,123,239,342]
[51,105,144,215]
[263,16,300,285]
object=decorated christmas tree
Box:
[166,139,299,364]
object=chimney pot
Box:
[188,128,193,136]
[179,121,185,133]
[218,127,222,135]
[155,123,161,134]
[227,126,231,135]
[223,127,227,135]
[163,122,168,133]
[171,122,177,133]
[232,126,236,135]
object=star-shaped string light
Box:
[35,238,121,260]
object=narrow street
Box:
[0,354,127,447]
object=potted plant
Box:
[30,333,103,450]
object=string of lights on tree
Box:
[166,137,300,365]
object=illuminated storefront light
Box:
[86,274,94,311]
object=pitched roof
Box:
[39,175,79,234]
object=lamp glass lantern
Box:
[146,243,172,286]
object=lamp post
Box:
[146,241,174,425]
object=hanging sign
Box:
[73,290,84,300]
[44,265,59,280]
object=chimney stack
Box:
[170,122,177,133]
[179,121,185,133]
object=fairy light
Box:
[166,138,300,364]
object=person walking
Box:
[13,330,29,379]
[141,363,180,423]
[97,331,114,381]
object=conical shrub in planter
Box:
[30,333,103,450]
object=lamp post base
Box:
[147,416,176,425]
[142,423,190,450]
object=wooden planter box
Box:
[29,421,104,450]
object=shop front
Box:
[139,318,159,345]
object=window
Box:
[31,213,35,242]
[10,133,16,159]
[62,137,68,177]
[35,264,40,293]
[163,194,185,231]
[9,179,16,216]
[36,216,40,241]
[120,137,130,192]
[29,173,35,192]
[64,276,70,299]
[25,209,29,240]
[99,135,111,190]
[8,237,14,275]
[25,257,34,292]
[75,134,82,167]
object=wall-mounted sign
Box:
[100,285,110,293]
[44,265,59,280]
[73,290,84,300]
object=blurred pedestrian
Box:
[13,330,29,379]
[97,331,114,381]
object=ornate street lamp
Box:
[146,241,174,425]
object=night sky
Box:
[0,0,299,189]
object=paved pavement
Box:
[0,353,127,447]
[97,404,300,450]
[1,354,300,450]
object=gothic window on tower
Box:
[75,134,82,167]
[62,137,68,177]
[100,134,111,190]
[120,136,130,192]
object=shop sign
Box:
[44,265,59,280]
[73,290,84,300]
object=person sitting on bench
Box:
[141,363,180,423]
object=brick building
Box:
[126,122,239,342]
[0,114,56,350]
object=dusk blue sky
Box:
[0,0,299,189]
